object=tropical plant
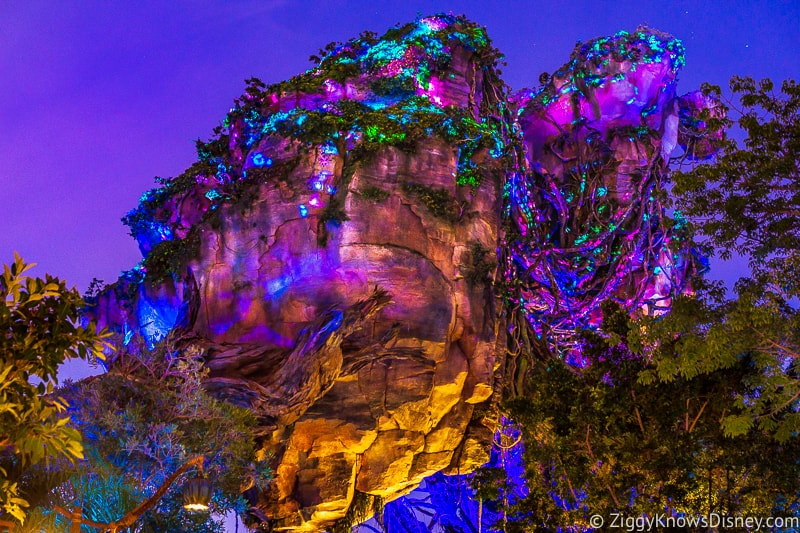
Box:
[487,77,800,530]
[497,302,800,531]
[0,253,110,526]
[19,338,271,532]
[666,76,800,440]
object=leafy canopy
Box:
[0,253,110,525]
[483,77,800,531]
[666,76,800,440]
[20,338,271,533]
[673,76,800,297]
[501,302,800,531]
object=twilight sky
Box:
[2,0,799,293]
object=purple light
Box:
[501,28,711,356]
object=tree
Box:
[498,302,800,531]
[667,77,800,440]
[19,338,272,533]
[0,253,110,526]
[673,76,800,296]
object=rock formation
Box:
[88,15,722,532]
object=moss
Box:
[142,230,201,284]
[317,194,350,247]
[214,14,509,190]
[229,178,262,216]
[462,241,497,287]
[122,161,216,240]
[528,28,685,111]
[122,13,513,282]
[402,181,461,223]
[359,185,391,202]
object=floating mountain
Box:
[88,14,721,532]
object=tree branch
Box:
[52,456,205,532]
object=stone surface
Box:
[87,17,721,533]
[90,15,506,532]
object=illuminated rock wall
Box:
[88,17,721,532]
[503,28,717,362]
[93,16,507,532]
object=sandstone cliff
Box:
[88,15,722,532]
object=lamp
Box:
[183,476,213,511]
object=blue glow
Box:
[298,204,309,217]
[321,144,338,155]
[251,153,272,167]
[382,417,527,531]
[266,276,291,298]
[363,100,389,110]
[205,189,223,201]
[122,323,134,347]
[136,292,180,350]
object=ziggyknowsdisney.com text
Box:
[590,512,800,531]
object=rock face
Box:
[502,28,720,363]
[194,134,506,529]
[89,16,722,532]
[93,15,507,531]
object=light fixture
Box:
[54,456,211,530]
[183,476,213,511]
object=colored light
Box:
[252,153,272,167]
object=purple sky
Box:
[3,1,799,387]
[3,0,798,293]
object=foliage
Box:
[329,491,383,533]
[461,241,496,287]
[358,185,390,203]
[501,28,695,361]
[267,15,500,98]
[121,163,214,240]
[668,77,800,440]
[492,77,800,530]
[224,13,508,189]
[529,27,685,110]
[116,13,509,286]
[500,302,800,531]
[0,254,110,525]
[141,229,201,284]
[635,288,800,442]
[673,77,800,289]
[401,181,463,222]
[20,339,270,532]
[317,195,350,247]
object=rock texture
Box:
[92,15,507,532]
[88,16,722,532]
[502,28,721,363]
